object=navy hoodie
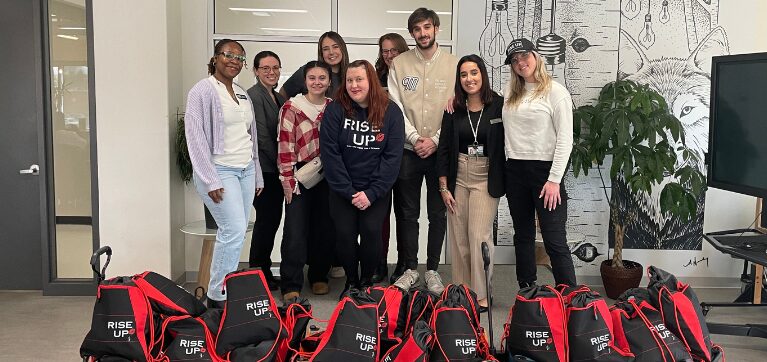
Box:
[320,99,404,203]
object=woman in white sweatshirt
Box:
[501,38,576,288]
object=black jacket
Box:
[247,81,285,173]
[436,94,506,198]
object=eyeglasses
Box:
[510,51,532,64]
[218,51,246,63]
[382,48,400,56]
[258,65,281,73]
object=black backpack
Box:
[215,269,285,357]
[503,285,568,362]
[310,289,380,361]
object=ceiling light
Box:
[251,12,270,16]
[260,27,320,32]
[229,7,308,13]
[59,27,86,30]
[57,34,79,40]
[386,10,452,15]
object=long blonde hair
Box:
[504,51,552,109]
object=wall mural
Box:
[481,0,729,268]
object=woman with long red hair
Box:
[320,60,405,298]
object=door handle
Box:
[19,164,40,175]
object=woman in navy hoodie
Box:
[320,60,404,298]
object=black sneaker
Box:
[262,268,279,291]
[339,280,360,301]
[371,262,388,284]
[389,262,406,285]
[518,281,537,289]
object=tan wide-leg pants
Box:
[448,154,499,300]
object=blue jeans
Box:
[194,161,256,301]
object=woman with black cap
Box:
[501,38,576,288]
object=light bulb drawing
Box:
[479,0,515,69]
[622,0,641,20]
[536,0,566,72]
[659,0,670,24]
[638,13,656,49]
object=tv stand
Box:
[702,228,767,338]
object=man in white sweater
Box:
[387,8,457,293]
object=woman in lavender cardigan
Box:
[185,39,264,308]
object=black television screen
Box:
[708,52,767,198]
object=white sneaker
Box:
[393,269,420,291]
[424,270,445,295]
[328,266,345,279]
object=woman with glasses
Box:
[185,39,263,308]
[436,54,505,310]
[320,60,404,299]
[371,33,409,284]
[245,51,286,291]
[501,38,576,288]
[375,33,409,88]
[280,31,349,99]
[277,61,336,301]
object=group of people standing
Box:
[185,8,576,310]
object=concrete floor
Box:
[2,265,766,361]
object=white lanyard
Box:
[466,102,484,146]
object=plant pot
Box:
[204,204,218,230]
[600,259,643,299]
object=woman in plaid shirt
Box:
[277,61,336,301]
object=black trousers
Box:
[504,159,576,286]
[248,172,284,270]
[279,180,335,294]
[393,150,446,270]
[330,189,391,282]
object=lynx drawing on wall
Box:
[611,26,730,250]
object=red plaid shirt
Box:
[278,98,331,193]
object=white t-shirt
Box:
[208,76,253,168]
[502,80,573,183]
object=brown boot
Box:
[311,282,329,295]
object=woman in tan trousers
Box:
[436,54,505,309]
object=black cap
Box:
[503,38,537,65]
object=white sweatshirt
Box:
[502,80,573,183]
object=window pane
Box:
[49,0,93,279]
[338,0,453,41]
[233,41,318,91]
[215,0,331,37]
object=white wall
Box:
[455,0,767,281]
[93,0,182,278]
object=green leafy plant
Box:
[570,79,706,268]
[175,112,193,184]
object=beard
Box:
[416,35,436,50]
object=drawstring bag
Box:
[155,313,219,361]
[80,277,158,362]
[647,266,719,361]
[439,284,482,331]
[276,297,314,361]
[215,269,285,357]
[310,289,380,361]
[502,285,568,362]
[395,288,438,337]
[229,340,279,362]
[429,297,481,361]
[565,287,633,362]
[611,288,692,362]
[366,285,406,345]
[380,320,433,362]
[133,271,207,317]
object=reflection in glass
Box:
[338,0,453,40]
[49,0,93,279]
[215,0,331,36]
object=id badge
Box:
[469,144,485,157]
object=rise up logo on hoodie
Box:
[344,118,382,150]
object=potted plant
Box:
[175,112,217,229]
[570,79,706,298]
